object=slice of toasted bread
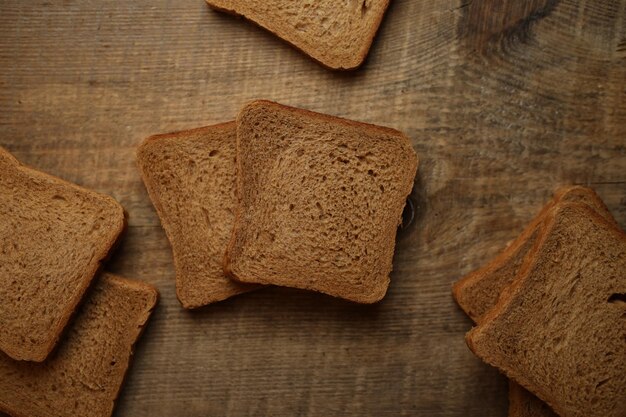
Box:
[0,148,126,362]
[452,186,617,324]
[0,273,158,417]
[137,122,258,309]
[206,0,390,70]
[466,203,626,417]
[225,100,417,303]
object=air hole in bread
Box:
[595,377,611,389]
[608,293,626,306]
[209,150,218,157]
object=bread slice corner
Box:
[452,185,617,324]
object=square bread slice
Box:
[225,100,418,303]
[0,273,158,417]
[0,148,125,362]
[452,186,617,324]
[136,122,257,309]
[206,0,391,70]
[466,202,626,417]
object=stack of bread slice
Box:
[0,148,158,417]
[453,186,626,417]
[138,100,418,309]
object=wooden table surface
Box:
[1,0,625,416]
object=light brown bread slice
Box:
[206,0,391,70]
[136,122,257,309]
[225,100,418,303]
[0,147,126,362]
[452,185,617,324]
[453,187,618,417]
[0,273,158,417]
[466,203,626,417]
[509,383,558,417]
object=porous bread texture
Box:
[467,203,626,417]
[452,185,617,324]
[0,147,126,362]
[137,122,257,309]
[509,384,558,417]
[0,273,158,417]
[452,186,618,417]
[206,0,391,70]
[225,100,418,303]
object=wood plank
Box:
[0,0,624,415]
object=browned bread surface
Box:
[0,273,158,417]
[136,123,257,309]
[452,186,617,324]
[0,147,126,362]
[205,0,390,70]
[467,203,626,417]
[225,100,418,303]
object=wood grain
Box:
[0,0,624,416]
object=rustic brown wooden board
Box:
[1,0,625,416]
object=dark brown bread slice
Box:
[225,100,418,303]
[467,203,626,417]
[509,384,558,417]
[0,273,158,417]
[452,185,617,324]
[0,147,125,362]
[205,0,390,70]
[136,122,257,309]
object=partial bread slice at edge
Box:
[225,100,418,303]
[0,273,158,417]
[509,383,558,417]
[452,187,619,417]
[466,202,626,417]
[205,0,391,70]
[137,122,259,309]
[452,185,617,324]
[0,147,126,362]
